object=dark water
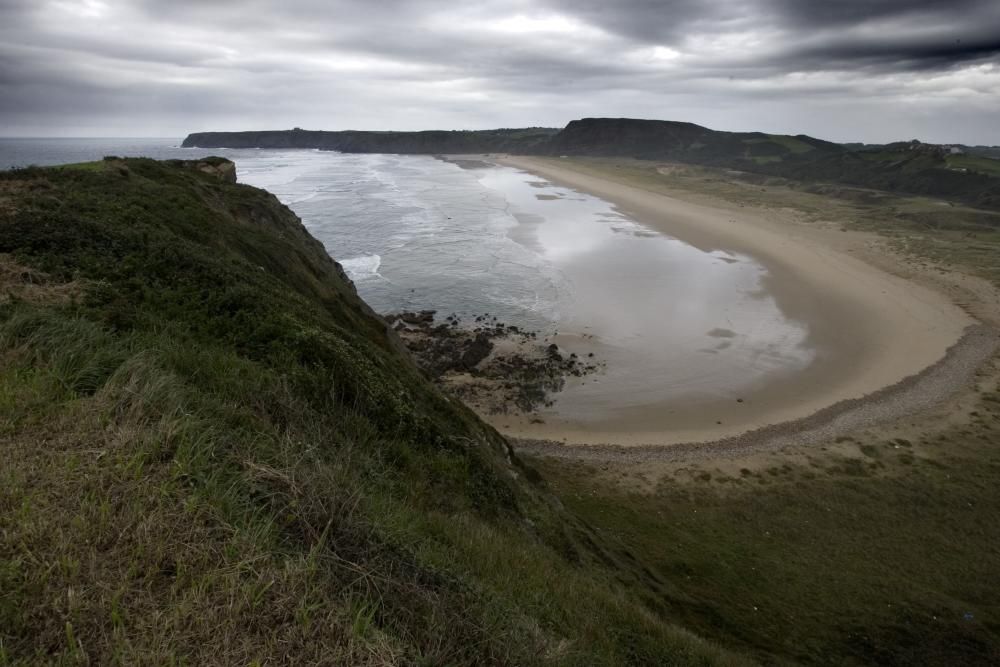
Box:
[0,138,223,170]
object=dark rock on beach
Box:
[385,311,603,415]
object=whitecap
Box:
[339,254,382,281]
[288,191,320,205]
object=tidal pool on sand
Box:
[231,151,814,429]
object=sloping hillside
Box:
[544,117,842,166]
[0,157,745,665]
[549,119,1000,209]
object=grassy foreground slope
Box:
[0,158,745,665]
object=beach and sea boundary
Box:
[495,156,1000,456]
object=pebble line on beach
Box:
[510,324,1000,463]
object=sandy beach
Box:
[491,156,994,449]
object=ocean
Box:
[0,137,216,170]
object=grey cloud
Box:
[539,0,752,43]
[767,0,998,27]
[788,33,1000,72]
[0,0,998,142]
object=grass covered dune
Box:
[0,157,748,665]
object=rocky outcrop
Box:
[161,157,238,182]
[193,158,237,183]
[386,312,603,414]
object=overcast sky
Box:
[1,0,999,143]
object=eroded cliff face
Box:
[189,157,237,182]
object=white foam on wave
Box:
[288,190,320,205]
[340,254,382,281]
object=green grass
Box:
[766,135,815,154]
[53,161,106,172]
[0,158,746,665]
[946,155,1000,177]
[533,415,1000,665]
[742,135,814,156]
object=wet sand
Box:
[492,156,980,447]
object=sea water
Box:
[0,137,216,169]
[234,151,814,413]
[1,140,813,419]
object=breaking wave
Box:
[339,254,382,281]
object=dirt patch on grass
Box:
[0,178,41,215]
[0,254,85,305]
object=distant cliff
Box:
[182,118,1000,210]
[182,127,558,153]
[546,118,716,158]
[545,117,843,164]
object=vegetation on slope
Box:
[547,119,1000,210]
[537,424,1000,666]
[0,158,746,665]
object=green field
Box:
[946,154,1000,178]
[533,421,1000,665]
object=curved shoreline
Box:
[489,155,989,452]
[511,323,999,462]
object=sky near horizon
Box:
[1,0,999,144]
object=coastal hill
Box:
[184,117,1000,210]
[544,117,842,164]
[182,126,559,153]
[0,157,746,664]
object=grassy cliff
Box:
[0,157,748,665]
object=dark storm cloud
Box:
[763,0,1000,73]
[769,0,997,27]
[538,0,1000,73]
[0,0,998,142]
[788,33,1000,72]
